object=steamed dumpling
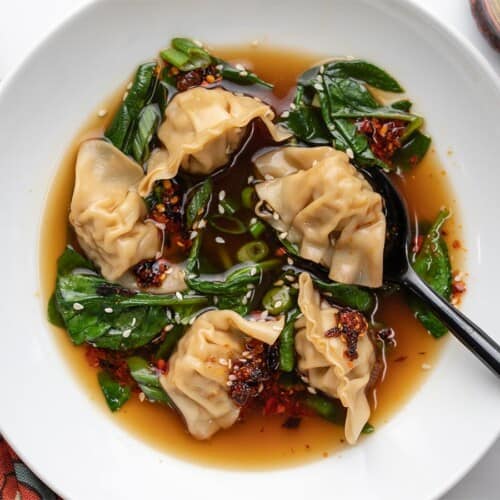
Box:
[70,140,160,281]
[295,273,375,444]
[254,146,386,288]
[161,310,283,439]
[139,87,290,195]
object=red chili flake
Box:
[325,309,368,361]
[452,240,461,249]
[412,235,424,254]
[356,118,406,163]
[133,258,171,289]
[394,355,408,363]
[85,346,135,387]
[275,247,287,257]
[175,64,221,91]
[452,280,467,294]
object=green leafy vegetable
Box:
[393,131,431,170]
[305,394,346,425]
[410,209,452,338]
[279,308,300,372]
[98,371,131,411]
[47,293,64,327]
[52,247,207,350]
[361,422,375,434]
[312,276,375,313]
[130,103,161,163]
[186,179,212,229]
[127,356,173,406]
[282,60,429,170]
[105,62,158,152]
[154,324,186,360]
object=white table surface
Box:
[0,1,499,499]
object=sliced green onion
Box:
[262,286,293,315]
[171,37,204,54]
[160,48,190,68]
[305,394,346,425]
[241,186,257,209]
[249,219,266,239]
[220,197,239,215]
[236,241,269,263]
[209,215,246,235]
[131,103,161,163]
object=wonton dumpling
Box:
[139,87,290,195]
[70,140,160,281]
[161,310,283,439]
[295,273,375,444]
[254,146,386,288]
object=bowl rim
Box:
[0,0,499,498]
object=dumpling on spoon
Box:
[139,87,290,195]
[254,146,386,288]
[70,140,160,281]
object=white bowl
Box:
[1,0,500,498]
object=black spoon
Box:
[361,167,500,377]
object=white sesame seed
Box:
[314,83,322,91]
[218,190,226,201]
[289,102,296,110]
[193,39,203,47]
[218,204,225,214]
[260,310,269,320]
[292,282,300,289]
[307,386,317,394]
[216,64,223,71]
[165,267,173,274]
[239,70,248,77]
[315,74,322,82]
[164,324,174,332]
[131,317,137,327]
[213,296,219,305]
[285,275,295,282]
[319,65,325,74]
[346,148,354,159]
[250,267,257,276]
[281,111,290,118]
[138,392,146,402]
[300,375,309,383]
[198,219,207,229]
[274,300,283,308]
[248,175,254,184]
[235,63,245,71]
[190,230,198,240]
[226,381,233,386]
[175,291,183,300]
[272,212,280,220]
[219,358,228,366]
[122,91,129,101]
[174,312,181,323]
[250,217,257,225]
[104,307,113,313]
[215,236,226,244]
[247,283,255,289]
[279,232,288,239]
[242,296,248,305]
[264,174,274,181]
[122,329,132,338]
[287,257,294,266]
[97,108,107,118]
[166,310,172,320]
[422,363,432,370]
[245,290,253,299]
[73,302,84,311]
[126,81,133,90]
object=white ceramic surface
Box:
[0,1,500,499]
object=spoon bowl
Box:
[362,166,500,377]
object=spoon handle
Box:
[402,268,500,377]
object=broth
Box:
[40,44,465,469]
